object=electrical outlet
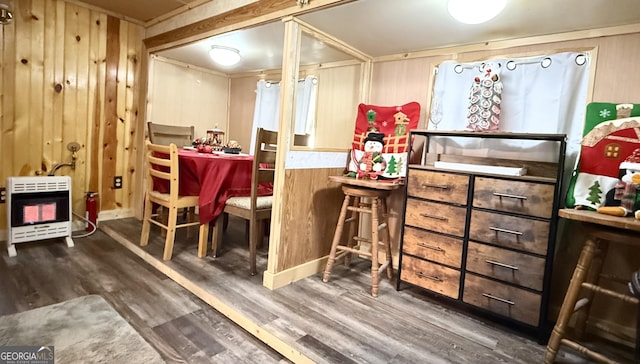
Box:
[0,187,5,203]
[114,176,123,189]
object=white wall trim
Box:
[284,151,348,169]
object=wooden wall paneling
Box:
[0,0,15,228]
[51,0,65,176]
[101,15,120,210]
[132,43,148,219]
[125,23,144,216]
[30,0,45,177]
[229,76,259,151]
[370,57,433,128]
[61,3,79,203]
[112,20,128,209]
[88,10,107,195]
[147,58,229,138]
[14,0,33,176]
[277,168,344,271]
[313,65,360,150]
[73,5,91,214]
[42,0,57,172]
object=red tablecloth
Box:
[154,149,273,225]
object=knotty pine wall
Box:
[0,0,145,231]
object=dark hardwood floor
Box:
[2,216,635,363]
[0,227,289,364]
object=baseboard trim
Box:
[263,256,329,290]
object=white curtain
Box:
[250,76,317,154]
[431,52,590,163]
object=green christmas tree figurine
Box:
[367,109,378,132]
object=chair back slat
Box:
[251,128,278,207]
[145,140,179,198]
[148,121,194,147]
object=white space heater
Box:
[6,176,74,257]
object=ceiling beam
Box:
[144,0,356,52]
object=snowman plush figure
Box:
[598,148,640,219]
[356,132,387,179]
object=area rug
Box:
[0,295,164,363]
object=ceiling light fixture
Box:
[209,45,241,66]
[447,0,507,25]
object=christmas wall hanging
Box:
[466,62,503,131]
[347,102,421,180]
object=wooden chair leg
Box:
[186,207,196,239]
[162,207,179,260]
[140,194,152,247]
[249,218,258,276]
[211,216,224,257]
[545,238,599,364]
[222,212,229,231]
[197,223,208,258]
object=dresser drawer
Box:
[473,177,555,218]
[463,274,541,326]
[466,241,545,291]
[469,210,549,255]
[407,169,469,205]
[405,199,467,237]
[403,227,463,268]
[401,256,460,299]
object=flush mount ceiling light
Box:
[447,0,507,24]
[209,45,240,66]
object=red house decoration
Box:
[568,102,640,208]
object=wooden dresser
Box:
[398,130,566,340]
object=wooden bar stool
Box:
[322,176,400,297]
[545,209,640,364]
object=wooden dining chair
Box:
[212,128,277,275]
[147,121,195,147]
[140,141,208,260]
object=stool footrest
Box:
[582,282,640,304]
[353,236,371,244]
[337,246,372,257]
[344,216,357,224]
[559,338,618,364]
[347,206,372,214]
[378,261,391,275]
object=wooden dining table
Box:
[154,148,272,225]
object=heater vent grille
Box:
[10,177,71,194]
[11,224,71,244]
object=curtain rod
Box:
[261,76,318,87]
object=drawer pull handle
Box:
[418,242,445,252]
[486,260,519,270]
[421,183,450,190]
[493,192,527,200]
[489,226,523,236]
[482,293,515,305]
[420,213,448,221]
[417,272,442,282]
